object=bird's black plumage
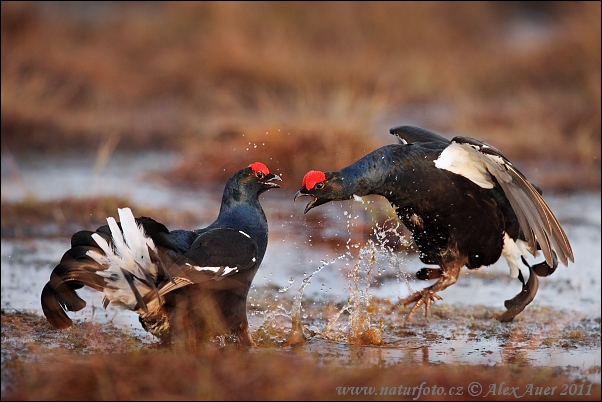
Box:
[41,162,281,346]
[295,126,573,323]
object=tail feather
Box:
[62,245,101,263]
[41,240,110,328]
[89,208,158,309]
[107,217,127,257]
[120,268,149,313]
[70,230,111,249]
[41,283,75,329]
[54,258,107,291]
[41,207,171,329]
[119,208,154,264]
[45,270,88,311]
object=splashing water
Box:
[285,258,336,345]
[282,198,416,346]
[254,301,292,346]
[373,217,416,295]
[320,240,384,345]
[316,205,417,345]
[278,277,295,293]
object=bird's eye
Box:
[255,171,265,179]
[315,182,324,189]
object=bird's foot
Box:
[497,265,539,323]
[398,289,443,326]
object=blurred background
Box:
[2,1,600,190]
[2,5,601,397]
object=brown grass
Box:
[2,311,600,401]
[2,5,599,396]
[0,197,210,238]
[1,2,599,190]
[166,124,381,189]
[8,350,600,401]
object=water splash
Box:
[278,277,295,293]
[285,258,335,346]
[254,302,292,346]
[320,240,384,345]
[317,207,415,346]
[373,217,416,296]
[283,199,415,346]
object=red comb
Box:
[302,170,326,190]
[248,162,270,175]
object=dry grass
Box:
[165,124,381,189]
[1,6,600,396]
[8,351,598,401]
[2,311,600,401]
[1,2,599,190]
[0,197,210,238]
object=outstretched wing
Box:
[435,135,573,267]
[390,126,451,147]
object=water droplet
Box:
[278,277,295,292]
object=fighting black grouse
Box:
[295,126,573,323]
[41,162,281,346]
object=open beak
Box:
[264,174,282,188]
[294,190,317,214]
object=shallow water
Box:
[2,152,600,383]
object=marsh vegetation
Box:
[1,2,600,400]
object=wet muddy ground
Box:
[1,152,600,398]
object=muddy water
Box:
[2,152,600,383]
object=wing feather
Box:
[449,136,573,267]
[138,227,260,304]
[389,125,451,146]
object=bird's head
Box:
[294,170,346,214]
[246,162,282,195]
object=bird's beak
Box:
[264,174,282,188]
[294,190,317,214]
[293,190,304,202]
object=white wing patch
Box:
[501,232,533,278]
[434,142,496,189]
[221,267,238,276]
[440,136,573,268]
[191,264,220,273]
[187,263,238,277]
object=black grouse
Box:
[295,126,573,323]
[41,162,281,347]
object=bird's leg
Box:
[402,289,443,325]
[416,267,443,280]
[399,261,462,325]
[235,321,256,347]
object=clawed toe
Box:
[399,289,442,326]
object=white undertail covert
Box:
[87,208,159,309]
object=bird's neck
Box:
[337,146,395,198]
[215,186,268,254]
[219,187,262,213]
